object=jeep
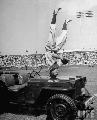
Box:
[0,70,95,120]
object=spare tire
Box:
[46,94,77,120]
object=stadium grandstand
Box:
[0,51,97,70]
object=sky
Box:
[0,0,97,55]
[56,0,97,52]
[0,0,58,55]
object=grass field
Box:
[0,65,97,120]
[39,65,97,94]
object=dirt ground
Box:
[0,65,97,120]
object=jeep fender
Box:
[36,87,75,106]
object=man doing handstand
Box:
[45,8,71,67]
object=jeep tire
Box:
[46,94,77,120]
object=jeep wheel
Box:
[46,94,77,120]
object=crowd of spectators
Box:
[0,54,46,69]
[0,51,97,69]
[62,51,97,66]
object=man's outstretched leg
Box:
[46,8,62,51]
[45,8,61,67]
